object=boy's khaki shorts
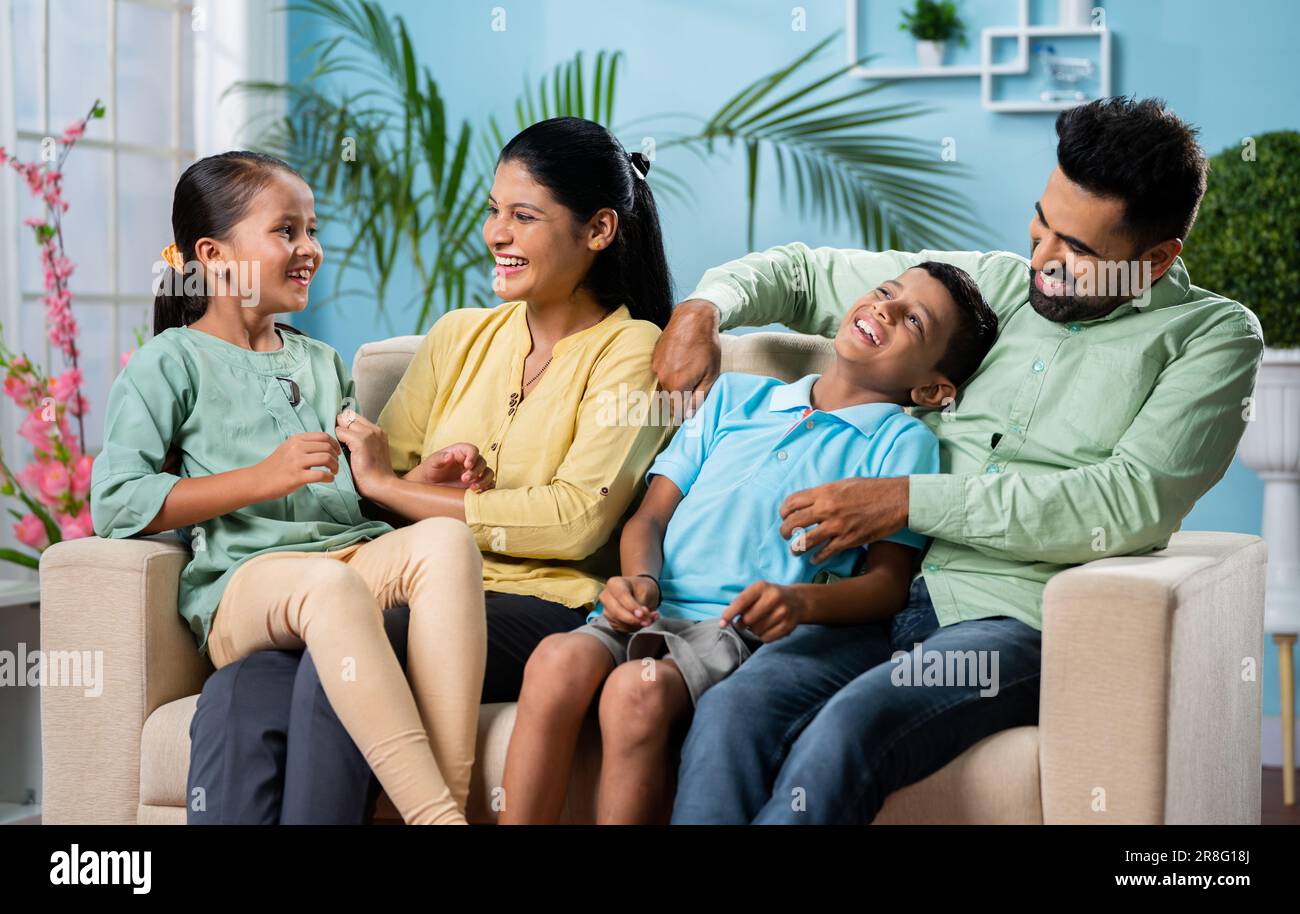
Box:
[575,614,763,706]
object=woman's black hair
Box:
[153,150,306,337]
[497,117,673,329]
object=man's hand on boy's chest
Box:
[777,476,909,564]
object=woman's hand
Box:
[597,575,661,633]
[255,432,340,500]
[720,580,809,643]
[405,443,495,492]
[334,409,396,496]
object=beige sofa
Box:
[39,331,1266,824]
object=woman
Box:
[187,117,675,822]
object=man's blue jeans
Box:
[671,578,1042,824]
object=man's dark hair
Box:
[1055,96,1208,251]
[914,261,998,388]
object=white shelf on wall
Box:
[846,0,1111,113]
[981,24,1111,112]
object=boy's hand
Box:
[598,575,661,633]
[779,477,909,563]
[405,443,495,491]
[722,581,809,643]
[255,432,340,500]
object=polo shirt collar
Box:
[768,374,904,438]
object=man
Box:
[655,97,1262,824]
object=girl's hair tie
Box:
[160,242,184,273]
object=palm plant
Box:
[233,0,979,334]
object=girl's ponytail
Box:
[152,248,203,335]
[152,151,303,336]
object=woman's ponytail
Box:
[614,152,672,329]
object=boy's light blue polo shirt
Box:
[592,372,939,623]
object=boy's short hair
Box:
[914,261,998,388]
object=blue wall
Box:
[288,0,1300,713]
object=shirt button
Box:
[1010,424,1023,434]
[507,407,515,415]
[599,486,609,495]
[490,443,498,451]
[926,563,939,573]
[805,419,815,429]
[1067,323,1081,334]
[777,450,788,461]
[985,463,1001,474]
[1032,359,1045,373]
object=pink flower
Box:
[71,454,94,498]
[22,216,45,228]
[36,460,70,505]
[13,513,48,550]
[50,368,82,402]
[60,122,85,144]
[120,349,135,367]
[56,505,93,540]
[19,409,54,452]
[3,374,31,404]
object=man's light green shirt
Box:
[690,244,1262,630]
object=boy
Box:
[499,261,997,823]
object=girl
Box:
[90,151,488,825]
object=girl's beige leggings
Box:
[207,516,486,825]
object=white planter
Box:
[915,40,946,68]
[1237,347,1300,635]
[1058,0,1093,28]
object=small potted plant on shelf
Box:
[899,0,967,68]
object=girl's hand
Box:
[334,409,396,496]
[256,432,340,500]
[597,575,661,633]
[720,581,808,643]
[405,443,495,492]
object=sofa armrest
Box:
[39,535,210,824]
[1038,531,1265,824]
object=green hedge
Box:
[1182,130,1300,348]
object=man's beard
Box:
[1027,268,1130,323]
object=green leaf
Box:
[0,549,40,570]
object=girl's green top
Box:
[89,325,394,654]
